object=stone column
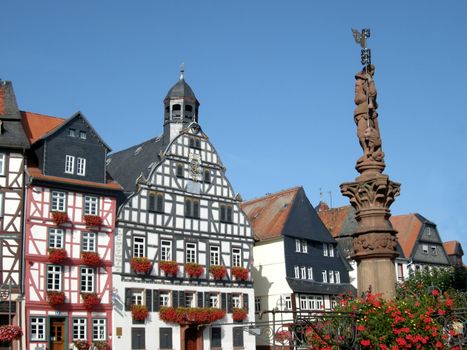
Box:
[340,64,400,299]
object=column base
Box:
[357,258,396,299]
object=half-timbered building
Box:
[21,111,122,350]
[108,72,255,350]
[0,81,30,348]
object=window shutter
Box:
[131,328,145,350]
[204,292,210,308]
[178,291,185,308]
[243,293,249,311]
[145,289,153,311]
[172,291,179,308]
[153,290,160,312]
[193,201,199,218]
[197,292,204,308]
[148,194,155,211]
[125,288,132,311]
[157,194,164,212]
[233,327,244,347]
[221,293,227,311]
[227,293,233,313]
[160,328,173,349]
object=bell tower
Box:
[162,65,200,145]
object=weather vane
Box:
[351,28,371,67]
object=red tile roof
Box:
[389,214,423,258]
[317,204,352,238]
[241,187,301,241]
[443,241,462,256]
[21,111,65,144]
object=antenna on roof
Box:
[319,188,323,202]
[328,191,333,208]
[180,63,185,80]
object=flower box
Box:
[160,307,226,325]
[51,211,69,225]
[184,263,204,278]
[209,265,227,280]
[131,257,152,274]
[231,266,249,281]
[131,304,149,321]
[0,325,22,343]
[48,248,67,264]
[92,341,110,350]
[74,340,89,350]
[81,292,101,310]
[232,308,248,322]
[47,291,65,306]
[159,260,178,276]
[83,215,103,227]
[81,251,100,266]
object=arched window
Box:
[172,104,181,111]
[185,105,193,112]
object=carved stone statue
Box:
[354,64,385,169]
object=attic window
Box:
[79,131,87,139]
[68,129,76,137]
[134,147,143,155]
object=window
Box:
[422,244,428,254]
[133,237,145,258]
[160,240,172,261]
[93,319,106,341]
[300,295,323,310]
[431,246,437,255]
[48,228,64,249]
[335,271,341,284]
[329,244,334,257]
[159,328,172,350]
[47,265,62,291]
[185,292,195,308]
[329,271,335,284]
[211,327,222,348]
[185,198,200,218]
[176,163,184,178]
[255,297,261,313]
[51,191,66,212]
[203,169,211,183]
[65,155,75,174]
[30,317,46,341]
[148,192,164,213]
[295,239,301,252]
[159,291,170,307]
[210,246,220,265]
[294,266,300,279]
[323,243,328,256]
[397,263,404,282]
[79,131,87,139]
[189,137,201,149]
[232,248,241,267]
[285,296,292,310]
[301,266,306,279]
[307,267,313,280]
[233,327,244,348]
[73,319,87,340]
[186,243,197,263]
[232,294,241,308]
[81,267,95,292]
[301,240,308,253]
[0,193,3,218]
[84,196,99,215]
[0,153,5,176]
[209,294,219,308]
[322,270,328,283]
[131,290,144,305]
[77,157,86,176]
[68,128,76,137]
[82,232,96,252]
[220,204,233,223]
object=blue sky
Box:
[3,1,467,249]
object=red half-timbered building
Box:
[21,111,122,350]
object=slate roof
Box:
[0,81,29,149]
[286,278,355,295]
[241,187,335,243]
[165,77,198,101]
[107,135,164,194]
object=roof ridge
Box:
[21,110,65,121]
[241,186,302,205]
[109,134,163,157]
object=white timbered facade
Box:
[109,73,255,350]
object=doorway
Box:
[184,327,203,350]
[50,318,65,350]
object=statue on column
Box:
[354,64,385,168]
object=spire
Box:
[180,63,185,80]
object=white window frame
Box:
[422,244,428,254]
[329,270,335,284]
[0,153,5,176]
[335,271,341,284]
[300,295,307,310]
[295,239,301,252]
[79,131,87,139]
[431,246,437,255]
[51,191,66,212]
[232,294,241,308]
[232,248,241,267]
[322,270,328,283]
[160,240,172,261]
[80,267,95,293]
[48,228,64,249]
[65,155,75,174]
[160,291,170,307]
[0,193,3,218]
[185,292,195,308]
[329,244,334,257]
[73,319,87,340]
[307,267,313,280]
[301,240,308,253]
[210,246,220,266]
[285,296,292,310]
[30,317,46,341]
[209,294,219,308]
[68,129,76,137]
[300,266,306,279]
[133,236,145,258]
[323,243,328,257]
[77,157,86,176]
[47,265,62,291]
[82,232,96,252]
[84,196,99,215]
[294,266,300,279]
[186,243,197,263]
[131,290,144,305]
[92,319,106,341]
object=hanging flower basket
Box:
[160,307,226,325]
[0,325,23,343]
[92,341,110,350]
[184,263,204,278]
[81,292,101,310]
[74,340,89,350]
[131,304,149,321]
[83,215,103,227]
[209,265,227,280]
[51,211,69,225]
[159,260,178,276]
[47,291,65,306]
[131,257,152,274]
[232,308,248,322]
[48,248,67,264]
[231,266,249,281]
[81,251,100,266]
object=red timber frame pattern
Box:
[24,184,116,350]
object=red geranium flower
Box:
[232,308,248,322]
[81,251,100,266]
[184,263,204,278]
[0,325,22,342]
[209,265,227,280]
[48,248,67,264]
[131,304,149,321]
[159,307,225,325]
[131,257,152,274]
[47,291,66,306]
[81,292,101,310]
[83,215,103,227]
[231,266,249,281]
[51,211,69,225]
[159,260,178,276]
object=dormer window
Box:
[79,131,87,139]
[68,129,76,137]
